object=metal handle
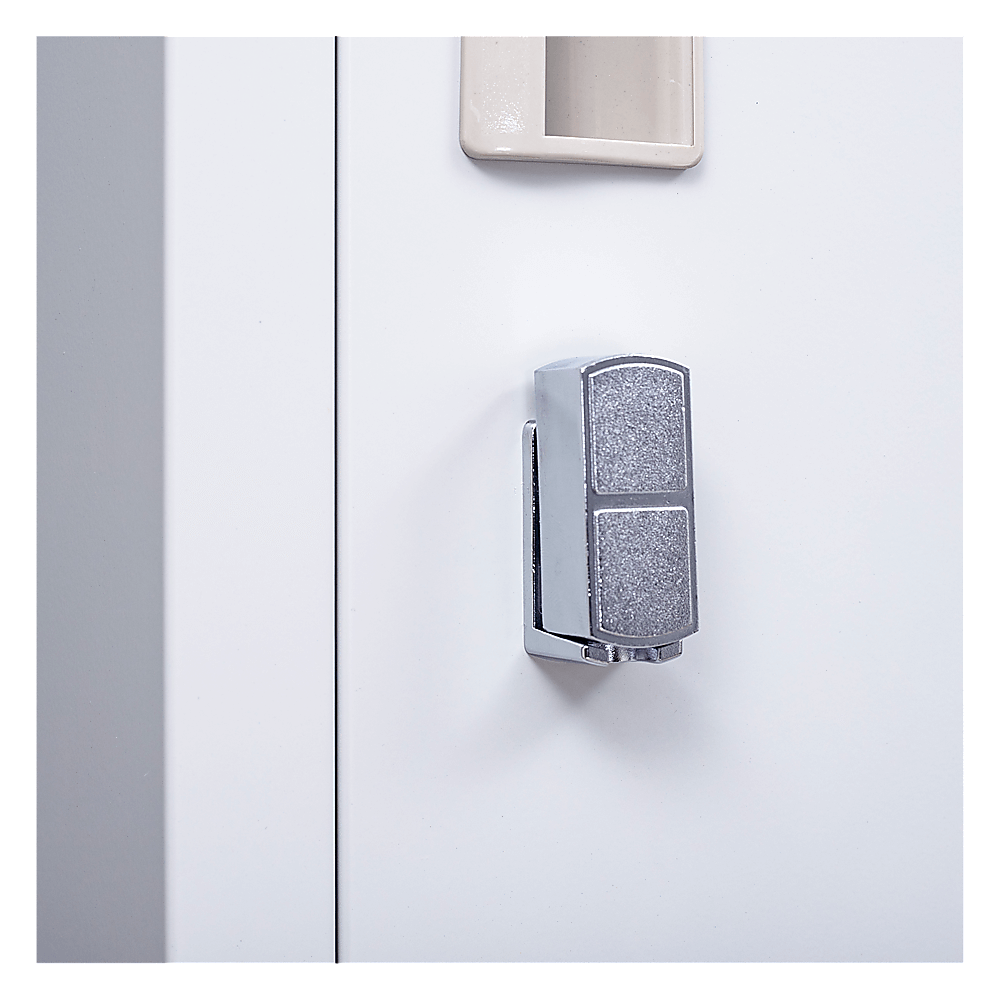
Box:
[523,355,698,664]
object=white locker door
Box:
[337,38,962,961]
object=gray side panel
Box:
[37,36,165,962]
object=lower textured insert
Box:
[594,507,692,638]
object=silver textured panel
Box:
[594,507,692,637]
[588,363,687,494]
